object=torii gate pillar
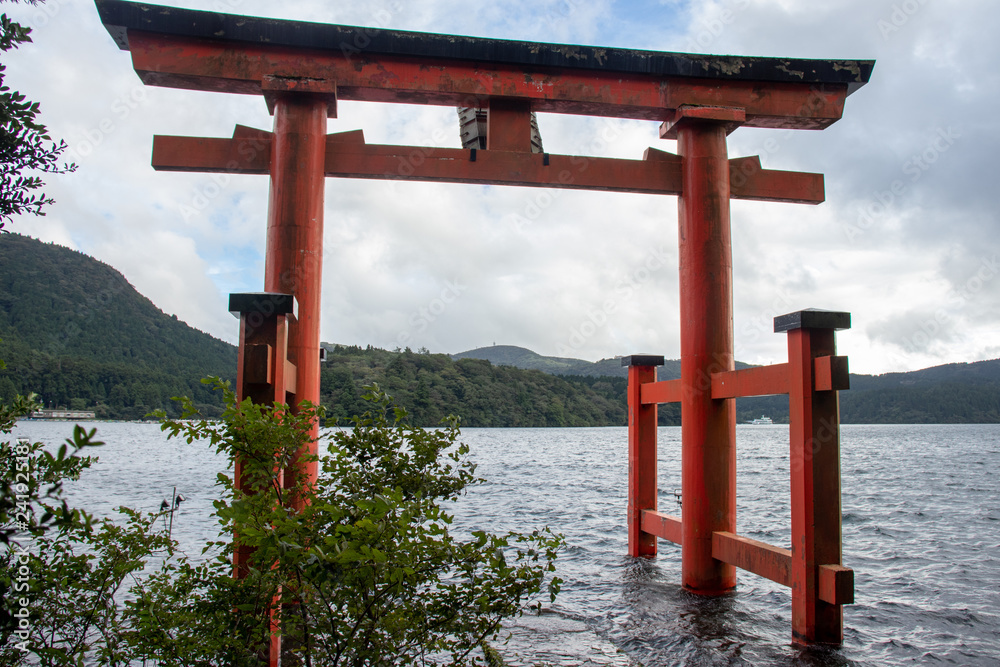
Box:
[262,84,334,507]
[671,106,743,594]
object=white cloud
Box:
[4,0,999,375]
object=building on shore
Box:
[30,409,97,420]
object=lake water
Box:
[11,421,1000,666]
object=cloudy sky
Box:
[4,0,998,375]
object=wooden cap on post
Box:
[621,355,665,367]
[228,292,298,320]
[774,308,851,333]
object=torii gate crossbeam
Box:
[96,0,873,656]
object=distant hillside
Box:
[452,344,683,380]
[4,233,997,425]
[0,233,236,418]
[321,344,653,427]
[679,359,1000,424]
[452,344,1000,424]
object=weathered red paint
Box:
[676,117,738,595]
[640,378,684,405]
[787,326,845,644]
[152,133,825,204]
[265,96,329,512]
[641,509,683,546]
[125,30,851,128]
[119,3,866,645]
[627,362,659,558]
[711,363,790,399]
[712,530,791,586]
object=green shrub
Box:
[1,380,562,666]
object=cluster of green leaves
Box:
[0,393,101,547]
[2,504,173,665]
[0,393,169,665]
[0,380,563,665]
[136,380,563,665]
[0,3,76,228]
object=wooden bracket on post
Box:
[659,105,746,140]
[486,98,534,152]
[262,73,338,117]
[229,291,298,407]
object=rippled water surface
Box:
[13,421,1000,665]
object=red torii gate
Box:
[97,0,873,654]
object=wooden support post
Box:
[777,308,851,644]
[624,355,664,557]
[673,107,743,595]
[229,292,297,667]
[263,83,333,667]
[486,98,533,152]
[230,292,297,578]
[264,90,331,513]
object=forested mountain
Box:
[320,344,633,427]
[0,235,637,424]
[3,233,998,424]
[738,359,1000,424]
[453,344,1000,424]
[452,344,681,379]
[0,233,236,418]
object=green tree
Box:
[138,381,563,666]
[1,380,562,664]
[0,1,76,229]
[0,395,111,659]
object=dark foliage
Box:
[0,233,235,418]
[320,345,633,428]
[0,4,76,228]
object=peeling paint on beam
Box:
[95,0,874,95]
